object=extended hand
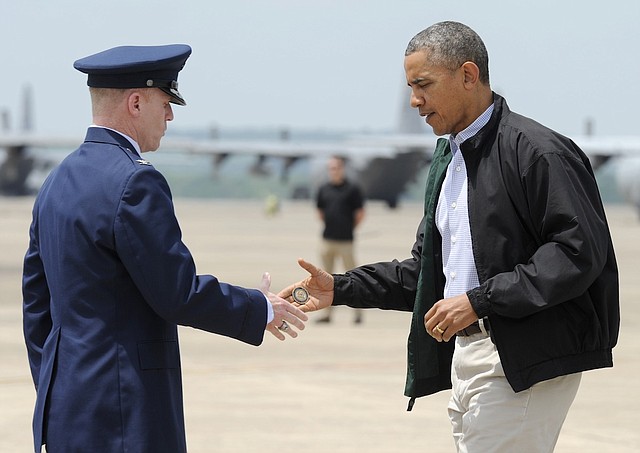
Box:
[259,272,308,341]
[278,258,334,313]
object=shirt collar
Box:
[89,125,142,157]
[448,103,495,152]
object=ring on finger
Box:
[278,320,289,331]
[433,325,445,335]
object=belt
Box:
[457,318,490,337]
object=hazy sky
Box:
[2,0,639,137]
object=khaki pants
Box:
[449,333,581,453]
[319,239,361,321]
[320,239,356,272]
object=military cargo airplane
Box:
[0,85,438,207]
[2,85,640,210]
[0,129,438,207]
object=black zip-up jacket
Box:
[333,93,619,403]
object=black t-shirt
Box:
[316,180,364,241]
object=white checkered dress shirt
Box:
[436,104,494,299]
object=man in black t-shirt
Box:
[315,156,365,323]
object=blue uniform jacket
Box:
[22,127,267,452]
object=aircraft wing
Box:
[0,133,82,149]
[5,132,638,159]
[573,136,640,157]
[159,134,437,159]
[0,131,437,206]
[0,131,437,159]
[571,135,640,170]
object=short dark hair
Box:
[405,21,490,85]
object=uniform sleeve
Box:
[22,211,53,388]
[333,216,425,312]
[471,150,612,319]
[114,167,267,346]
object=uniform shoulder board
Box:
[136,159,151,166]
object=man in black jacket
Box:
[280,21,619,452]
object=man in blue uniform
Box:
[22,44,308,453]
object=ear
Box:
[461,61,480,88]
[127,91,143,117]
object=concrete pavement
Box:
[1,197,637,452]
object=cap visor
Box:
[160,87,186,106]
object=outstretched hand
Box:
[259,272,308,341]
[278,258,335,312]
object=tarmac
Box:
[0,196,638,452]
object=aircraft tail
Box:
[0,84,34,133]
[21,84,34,132]
[395,81,428,135]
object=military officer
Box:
[22,44,307,453]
